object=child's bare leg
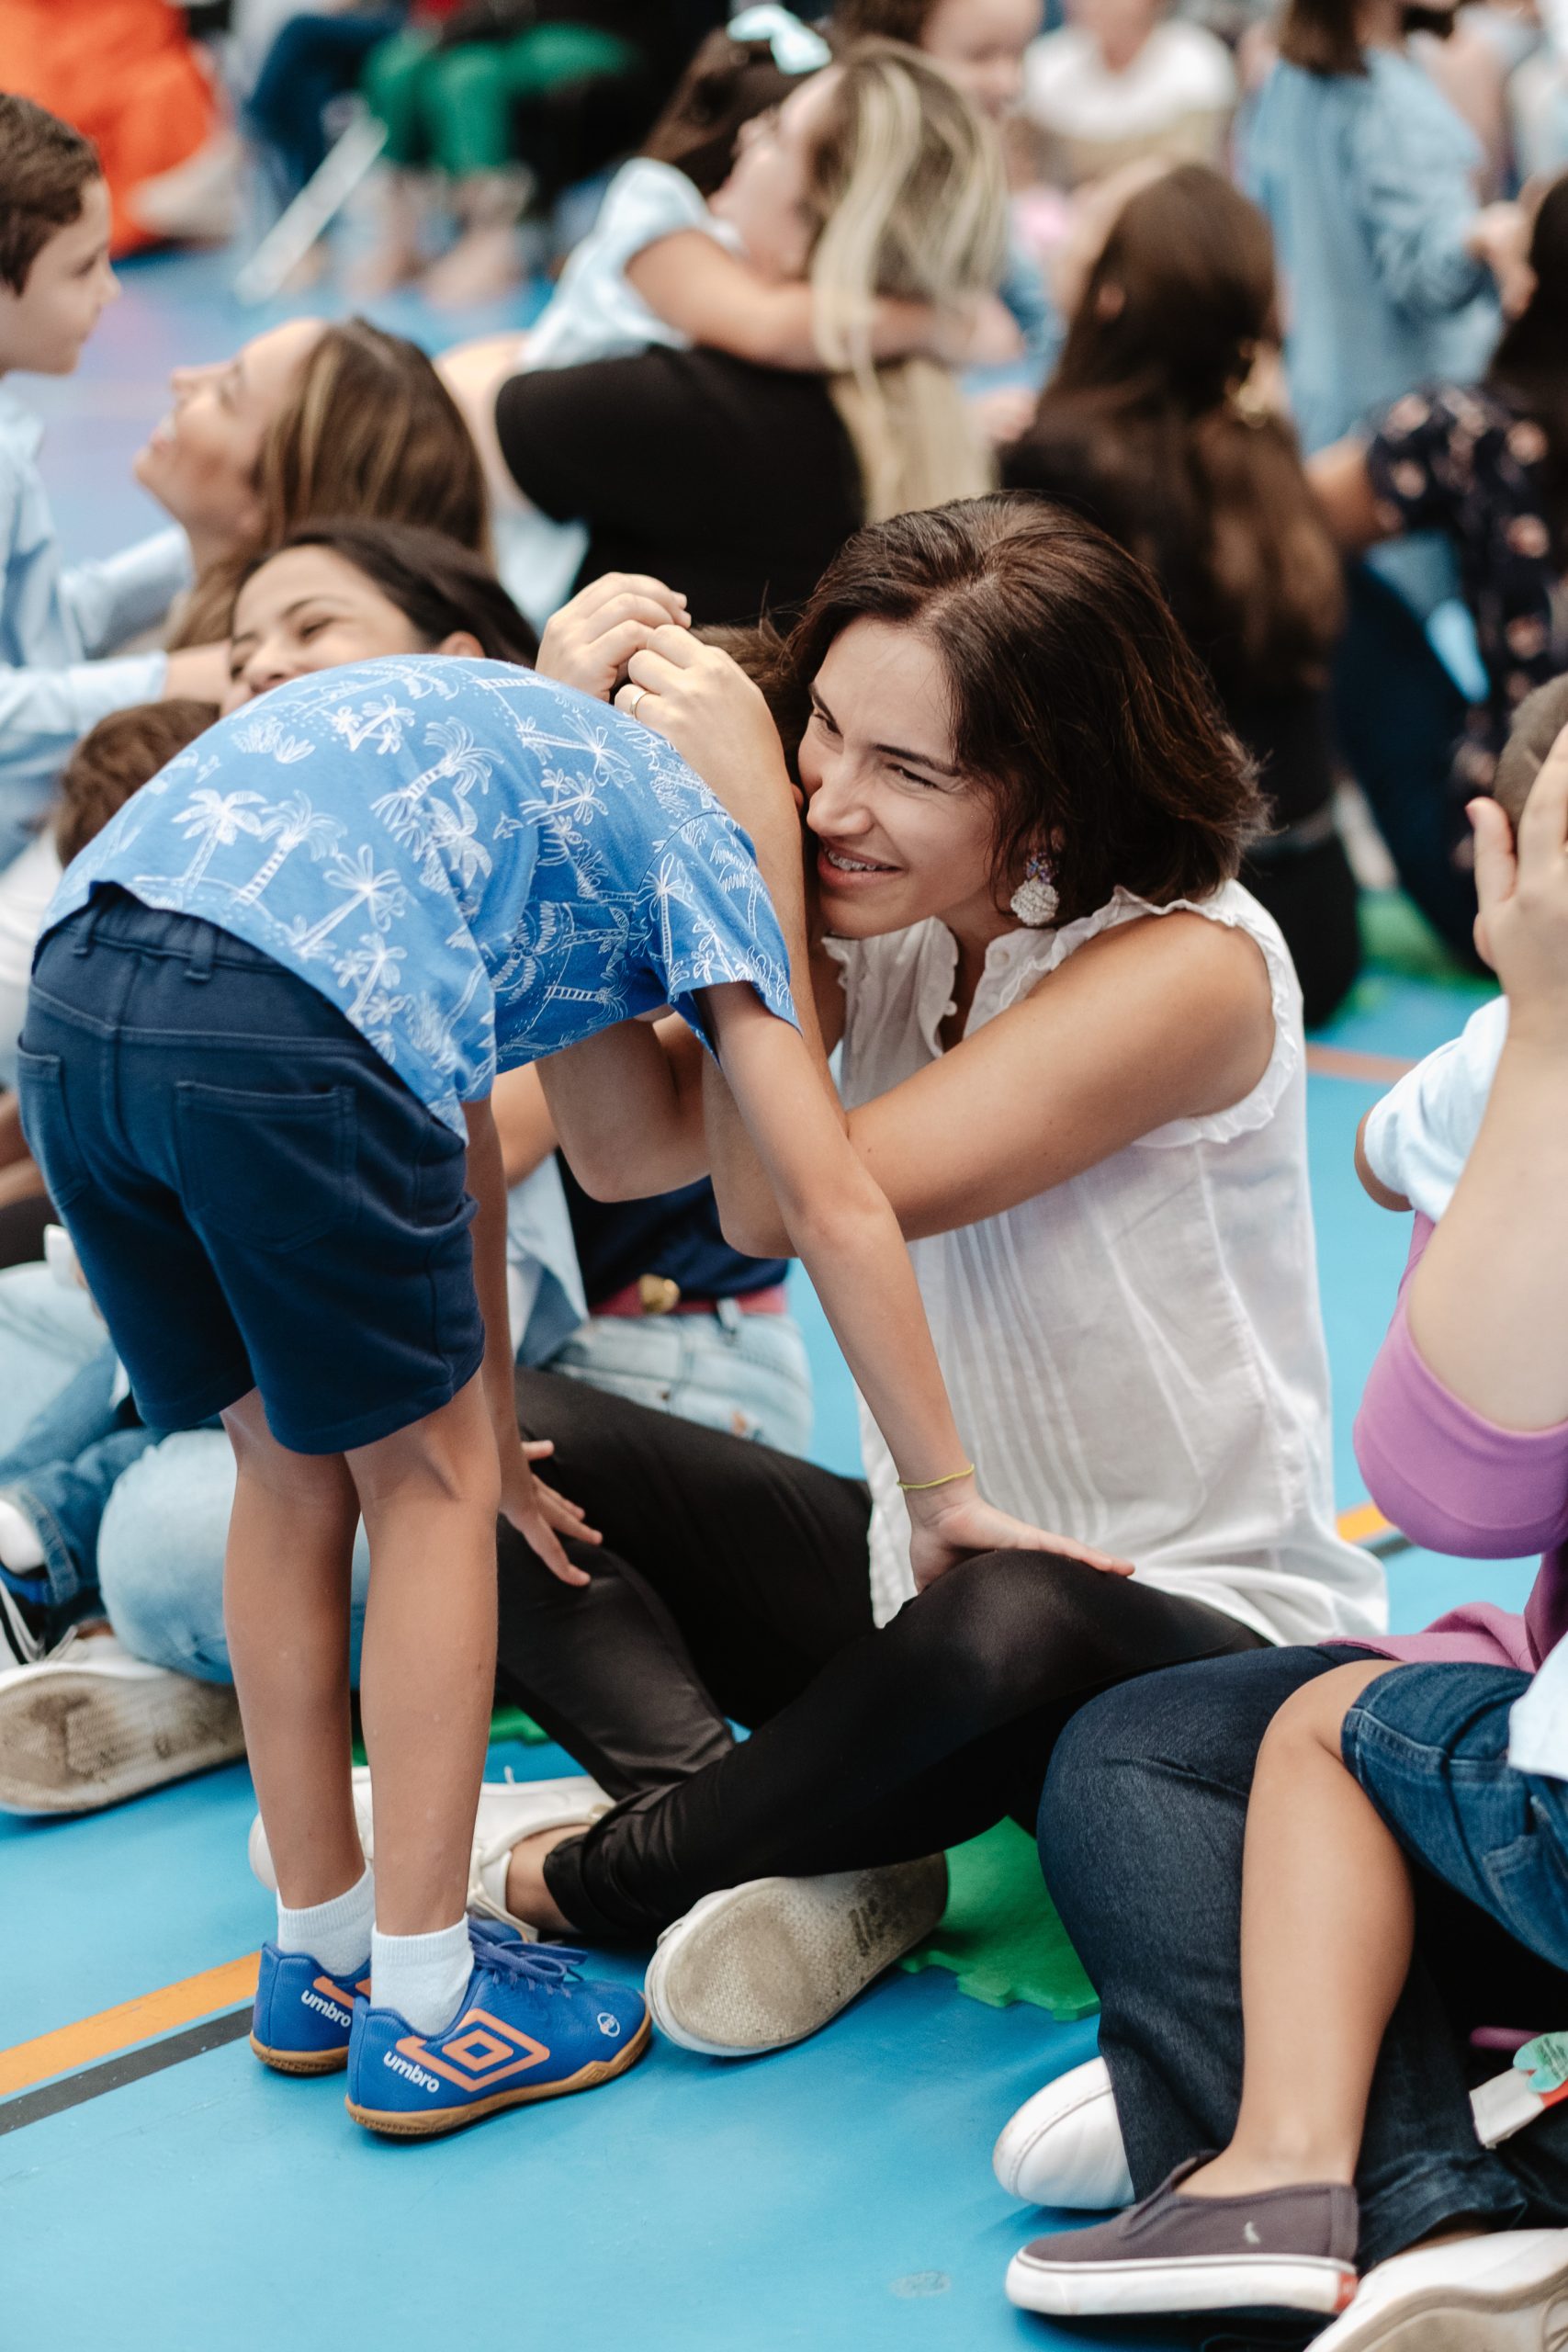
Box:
[221,1391,363,1909]
[1183,1660,1415,2198]
[347,1373,500,1936]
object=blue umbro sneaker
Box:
[345,1923,650,2137]
[251,1942,369,2075]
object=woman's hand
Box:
[536,572,689,704]
[496,1434,601,1588]
[904,1480,1133,1592]
[614,626,799,844]
[1470,726,1568,1048]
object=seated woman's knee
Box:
[913,1547,1110,1701]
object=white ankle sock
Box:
[276,1866,374,1979]
[0,1497,44,1574]
[372,1920,472,2035]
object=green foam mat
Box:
[900,1819,1100,2019]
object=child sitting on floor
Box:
[18,629,1100,2137]
[1003,681,1568,2329]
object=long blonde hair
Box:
[803,40,1006,519]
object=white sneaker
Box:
[644,1856,949,2057]
[247,1768,609,1933]
[1308,2228,1568,2350]
[995,2055,1135,2209]
[0,1627,244,1815]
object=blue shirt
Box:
[0,387,190,865]
[1243,55,1496,455]
[46,657,796,1136]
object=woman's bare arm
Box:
[437,335,534,515]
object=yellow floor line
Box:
[0,1951,259,2098]
[1337,1500,1394,1546]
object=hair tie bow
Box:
[728,6,833,72]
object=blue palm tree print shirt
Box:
[44,658,796,1137]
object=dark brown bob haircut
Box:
[234,520,538,667]
[1278,0,1363,74]
[0,94,101,295]
[56,698,218,865]
[780,493,1263,925]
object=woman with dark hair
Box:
[312,492,1385,2057]
[1005,163,1360,1025]
[1312,171,1568,961]
[1244,0,1525,460]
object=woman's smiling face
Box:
[222,544,436,710]
[799,616,1007,942]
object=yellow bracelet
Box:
[897,1463,976,1493]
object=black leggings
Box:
[498,1371,1264,1944]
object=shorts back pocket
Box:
[175,1081,356,1253]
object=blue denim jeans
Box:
[547,1305,814,1458]
[0,1265,150,1620]
[1344,1662,1568,1974]
[1041,1645,1568,2279]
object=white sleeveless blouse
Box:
[826,883,1388,1643]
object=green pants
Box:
[363,22,637,176]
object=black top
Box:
[560,1164,789,1307]
[494,347,863,626]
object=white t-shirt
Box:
[1360,996,1507,1222]
[826,884,1387,1643]
[0,830,62,1088]
[524,158,741,372]
[1022,19,1236,149]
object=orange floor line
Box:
[1338,1500,1394,1546]
[1305,1044,1416,1085]
[0,1951,259,2098]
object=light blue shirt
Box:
[0,387,190,863]
[47,657,796,1136]
[1244,55,1498,455]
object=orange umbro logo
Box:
[396,2006,551,2094]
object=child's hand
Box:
[904,1482,1133,1591]
[615,628,798,845]
[498,1435,600,1587]
[1470,722,1568,1047]
[536,573,689,704]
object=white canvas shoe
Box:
[995,2055,1135,2210]
[247,1768,609,1932]
[644,1856,949,2056]
[0,1627,244,1815]
[1308,2228,1568,2351]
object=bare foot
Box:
[503,1822,587,1938]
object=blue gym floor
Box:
[0,248,1528,2352]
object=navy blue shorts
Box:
[1343,1661,1568,1976]
[19,889,484,1454]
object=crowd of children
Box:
[2,0,1568,2335]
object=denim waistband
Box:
[54,887,280,974]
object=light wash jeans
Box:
[58,1303,813,1682]
[547,1304,814,1457]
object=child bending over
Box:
[19,644,1111,2140]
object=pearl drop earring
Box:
[1010,855,1059,928]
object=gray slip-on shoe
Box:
[1005,2155,1359,2319]
[646,1857,948,2055]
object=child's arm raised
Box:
[625,231,949,371]
[698,982,1128,1589]
[462,1094,599,1583]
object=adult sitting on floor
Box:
[253,492,1385,2057]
